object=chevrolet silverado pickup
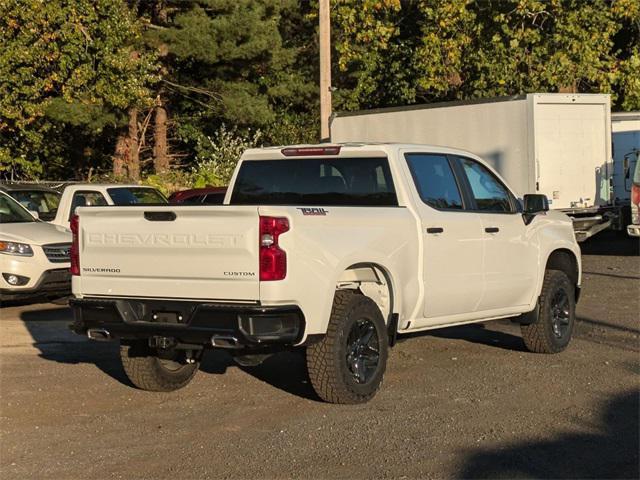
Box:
[70,144,581,404]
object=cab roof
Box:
[241,143,482,161]
[0,183,60,193]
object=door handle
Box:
[144,211,177,221]
[426,227,444,234]
[485,227,499,233]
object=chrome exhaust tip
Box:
[87,328,111,341]
[211,335,240,349]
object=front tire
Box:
[120,341,199,392]
[521,270,576,354]
[307,290,389,404]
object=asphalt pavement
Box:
[0,232,638,479]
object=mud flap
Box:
[513,301,540,325]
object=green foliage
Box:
[190,125,262,187]
[331,0,639,111]
[465,0,618,99]
[1,0,638,182]
[331,0,477,109]
[0,0,157,179]
[151,1,314,128]
[142,170,192,196]
[612,0,640,110]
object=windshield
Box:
[633,154,640,185]
[230,158,398,206]
[10,190,61,221]
[0,192,37,223]
[106,187,168,205]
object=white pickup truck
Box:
[50,184,167,229]
[70,144,581,404]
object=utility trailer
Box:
[331,93,618,241]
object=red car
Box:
[168,186,227,205]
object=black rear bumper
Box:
[70,297,305,349]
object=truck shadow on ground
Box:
[200,350,320,401]
[18,306,133,387]
[404,322,529,352]
[580,231,639,256]
[16,306,633,400]
[458,388,640,479]
[16,305,318,397]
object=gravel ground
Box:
[0,232,638,479]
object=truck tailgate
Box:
[75,206,259,301]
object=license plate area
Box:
[114,300,196,325]
[151,311,183,324]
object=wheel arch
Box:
[336,262,398,325]
[544,248,580,301]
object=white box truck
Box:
[331,93,619,241]
[611,111,640,226]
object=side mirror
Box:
[523,194,549,214]
[624,156,630,179]
[29,210,39,220]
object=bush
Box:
[142,170,192,197]
[191,125,262,188]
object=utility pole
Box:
[319,0,332,142]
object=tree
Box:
[330,1,476,110]
[0,0,157,180]
[464,0,618,99]
[330,0,639,112]
[612,0,640,110]
[133,0,316,170]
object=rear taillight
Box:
[632,184,640,207]
[632,184,640,225]
[259,216,289,281]
[70,214,80,276]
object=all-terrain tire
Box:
[521,269,576,354]
[120,341,199,392]
[307,290,389,404]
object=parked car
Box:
[0,191,71,302]
[50,184,167,229]
[0,183,62,221]
[70,143,581,404]
[627,153,640,237]
[169,186,227,205]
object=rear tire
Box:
[120,341,199,392]
[307,290,389,404]
[521,270,576,354]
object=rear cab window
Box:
[230,157,398,206]
[69,191,108,220]
[107,187,167,205]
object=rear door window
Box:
[405,153,464,210]
[230,157,397,206]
